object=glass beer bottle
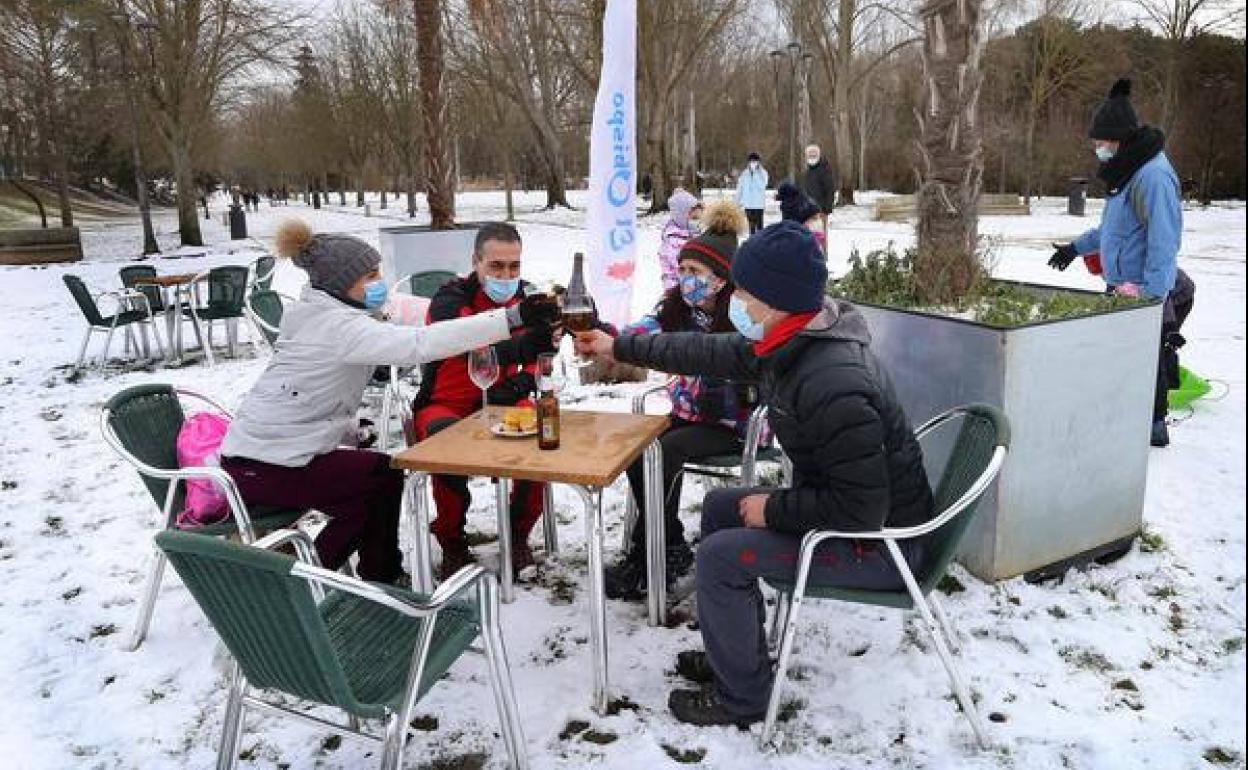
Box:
[562,252,595,333]
[537,387,560,450]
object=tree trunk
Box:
[414,0,456,229]
[503,140,515,221]
[356,178,365,206]
[832,0,857,205]
[914,0,984,304]
[531,117,569,209]
[55,157,73,228]
[1023,102,1037,205]
[170,141,203,247]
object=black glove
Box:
[1048,242,1078,271]
[487,372,537,405]
[517,292,561,327]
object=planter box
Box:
[0,226,82,264]
[855,282,1162,581]
[378,223,490,282]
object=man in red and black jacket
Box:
[412,222,560,579]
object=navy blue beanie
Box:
[731,221,828,313]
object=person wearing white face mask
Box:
[220,220,539,585]
[594,200,760,601]
[1047,78,1193,448]
[735,151,769,234]
[575,220,932,726]
[410,222,568,578]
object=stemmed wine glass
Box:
[537,352,566,397]
[562,294,596,369]
[468,346,500,422]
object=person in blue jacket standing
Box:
[735,151,769,234]
[1049,79,1195,448]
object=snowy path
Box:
[0,192,1243,769]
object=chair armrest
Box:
[160,466,256,540]
[95,289,147,318]
[289,562,488,620]
[631,381,673,414]
[253,528,322,567]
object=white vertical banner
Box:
[585,0,637,327]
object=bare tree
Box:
[128,0,297,246]
[1016,0,1096,204]
[373,2,424,217]
[779,0,919,205]
[1129,0,1244,139]
[414,0,455,227]
[0,0,78,227]
[914,0,985,302]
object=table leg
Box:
[541,483,559,557]
[573,485,609,715]
[162,289,179,364]
[494,478,514,604]
[402,472,434,593]
[172,287,186,363]
[644,441,666,626]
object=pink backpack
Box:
[175,412,232,528]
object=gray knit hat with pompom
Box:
[275,219,380,295]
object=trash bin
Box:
[1068,176,1088,216]
[228,204,248,240]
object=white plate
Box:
[490,423,538,439]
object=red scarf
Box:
[752,311,818,357]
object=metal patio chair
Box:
[63,274,164,371]
[249,254,277,292]
[620,385,792,554]
[186,265,250,366]
[101,383,307,650]
[155,527,528,770]
[376,270,458,451]
[244,288,294,352]
[759,403,1010,749]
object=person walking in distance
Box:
[1047,79,1194,448]
[735,151,769,234]
[799,144,838,242]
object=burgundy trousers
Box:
[222,449,405,582]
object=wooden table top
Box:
[132,273,199,287]
[392,408,670,487]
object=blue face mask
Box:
[1095,146,1116,163]
[729,295,765,341]
[363,280,388,310]
[483,276,520,304]
[679,274,715,306]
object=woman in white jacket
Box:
[220,220,557,584]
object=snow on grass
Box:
[0,192,1243,769]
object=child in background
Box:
[657,188,704,290]
[776,182,826,254]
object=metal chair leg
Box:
[216,663,247,770]
[480,577,529,769]
[541,484,558,557]
[127,547,166,651]
[928,592,961,655]
[191,312,215,367]
[495,478,514,603]
[620,495,639,555]
[760,586,803,746]
[99,325,117,368]
[767,590,791,653]
[378,384,394,453]
[888,540,988,749]
[226,318,238,358]
[378,711,404,770]
[74,328,94,372]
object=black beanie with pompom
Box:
[1088,78,1139,141]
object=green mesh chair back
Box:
[400,270,457,299]
[119,265,165,312]
[154,530,362,710]
[63,275,105,326]
[248,290,284,346]
[252,256,277,291]
[105,384,187,515]
[915,404,1010,594]
[155,530,484,719]
[201,266,249,318]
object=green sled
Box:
[1168,366,1212,410]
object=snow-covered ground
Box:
[1,191,1244,770]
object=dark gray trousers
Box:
[695,487,926,715]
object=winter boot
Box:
[668,686,764,728]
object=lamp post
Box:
[112,4,159,256]
[770,41,807,182]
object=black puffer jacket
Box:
[614,298,933,535]
[800,159,838,214]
